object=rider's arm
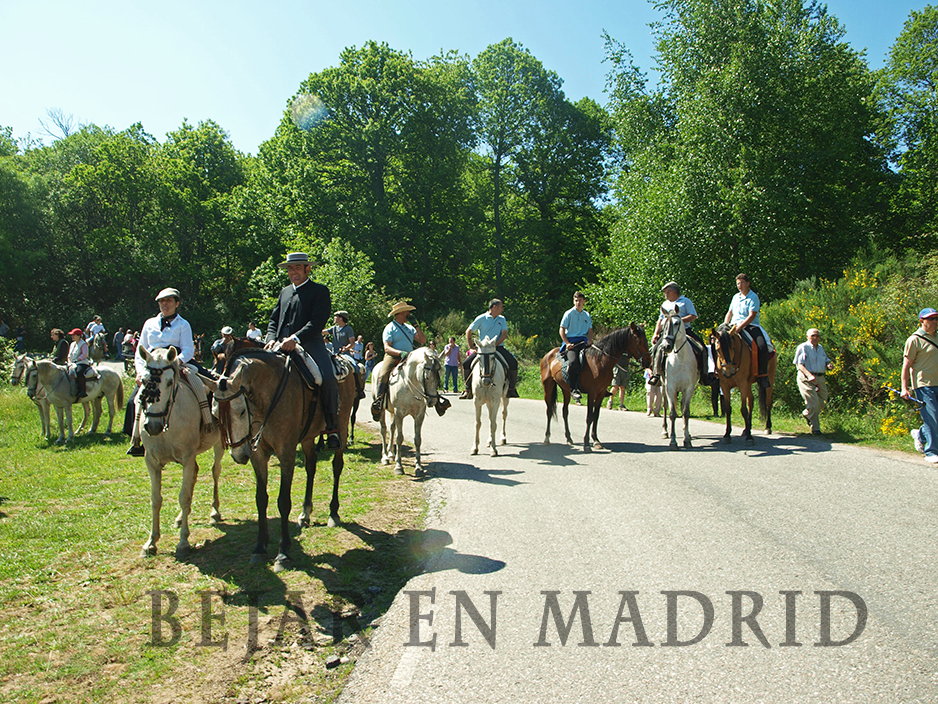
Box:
[559,326,570,346]
[414,327,427,346]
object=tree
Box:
[876,4,938,251]
[591,0,888,327]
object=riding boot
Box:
[126,403,145,456]
[355,370,366,400]
[76,373,87,399]
[459,380,473,400]
[507,369,520,398]
[324,412,341,449]
[371,382,388,421]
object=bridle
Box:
[142,363,179,431]
[662,313,689,357]
[714,329,740,377]
[401,351,443,406]
[214,385,252,450]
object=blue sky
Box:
[1,0,928,155]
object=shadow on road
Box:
[426,461,526,487]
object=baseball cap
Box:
[919,308,938,319]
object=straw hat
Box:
[388,301,416,318]
[278,252,314,268]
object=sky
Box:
[1,0,929,156]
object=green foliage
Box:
[761,251,938,439]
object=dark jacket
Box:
[266,279,331,348]
[52,338,69,365]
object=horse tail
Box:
[758,383,767,419]
[546,381,557,420]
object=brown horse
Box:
[210,347,357,571]
[710,324,777,444]
[540,324,651,451]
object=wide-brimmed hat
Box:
[155,287,181,301]
[661,281,680,292]
[221,326,233,335]
[388,301,416,318]
[68,328,83,336]
[278,252,314,268]
[333,310,350,322]
[919,307,938,319]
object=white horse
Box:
[137,346,224,559]
[90,331,108,364]
[660,309,697,449]
[470,335,509,456]
[13,356,122,444]
[374,347,444,476]
[9,355,85,439]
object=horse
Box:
[211,347,357,571]
[470,335,509,456]
[659,310,697,449]
[13,356,123,444]
[375,347,444,476]
[710,323,777,445]
[540,323,651,451]
[90,331,108,364]
[136,346,224,559]
[9,355,90,439]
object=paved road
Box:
[341,393,938,703]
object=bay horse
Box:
[136,346,224,558]
[659,310,697,449]
[211,347,357,571]
[375,347,444,476]
[710,323,777,444]
[12,356,123,444]
[540,323,651,451]
[470,335,509,456]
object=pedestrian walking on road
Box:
[793,328,834,435]
[902,307,938,464]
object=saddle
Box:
[287,345,355,390]
[732,327,776,382]
[556,343,588,389]
[468,349,509,377]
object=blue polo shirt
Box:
[469,312,507,344]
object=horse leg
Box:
[393,414,405,475]
[90,397,102,434]
[103,391,115,435]
[471,398,482,455]
[141,459,163,556]
[500,395,509,445]
[379,414,391,465]
[561,395,574,445]
[413,412,426,476]
[53,405,66,444]
[590,400,603,451]
[274,457,296,572]
[489,399,499,456]
[209,441,224,524]
[742,389,755,445]
[297,440,317,529]
[683,394,693,449]
[661,393,670,439]
[669,395,679,450]
[174,455,199,559]
[722,384,733,444]
[328,449,345,528]
[543,377,555,445]
[64,404,74,444]
[250,454,271,563]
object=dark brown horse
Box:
[711,324,777,445]
[540,324,651,451]
[209,347,357,571]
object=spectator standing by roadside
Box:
[246,321,263,342]
[902,307,938,464]
[113,327,125,361]
[443,336,461,393]
[793,328,834,435]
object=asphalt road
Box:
[340,391,938,704]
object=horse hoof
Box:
[722,436,732,445]
[593,442,604,451]
[414,466,426,478]
[175,544,191,560]
[490,449,498,457]
[670,442,679,450]
[141,544,157,558]
[500,438,507,445]
[684,440,692,448]
[745,437,755,446]
[543,438,550,445]
[661,432,669,439]
[249,552,268,565]
[583,445,592,453]
[394,465,404,476]
[297,515,310,529]
[382,457,390,466]
[470,448,478,456]
[327,515,340,528]
[210,510,222,524]
[273,556,291,573]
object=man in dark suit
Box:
[265,251,340,449]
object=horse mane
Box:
[592,325,643,357]
[224,338,268,374]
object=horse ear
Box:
[139,346,150,363]
[200,375,218,393]
[167,346,177,362]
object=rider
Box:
[265,252,340,450]
[124,287,212,456]
[724,273,773,388]
[211,326,234,373]
[67,328,91,398]
[371,301,427,420]
[559,291,593,400]
[649,282,710,385]
[459,299,519,399]
[50,328,69,365]
[325,310,366,399]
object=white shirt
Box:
[135,313,195,377]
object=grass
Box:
[515,360,922,455]
[0,381,426,704]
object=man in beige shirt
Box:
[901,307,938,463]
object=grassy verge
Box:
[0,382,426,704]
[515,362,921,456]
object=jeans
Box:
[915,386,938,458]
[444,364,459,392]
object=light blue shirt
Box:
[659,295,697,329]
[793,342,831,374]
[383,320,417,353]
[728,290,761,328]
[560,307,592,338]
[469,312,507,344]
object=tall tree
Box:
[877,4,938,252]
[591,0,888,326]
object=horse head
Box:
[205,366,253,464]
[139,346,180,435]
[410,347,443,408]
[712,324,741,378]
[10,354,27,385]
[660,311,685,354]
[476,336,499,386]
[629,322,652,369]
